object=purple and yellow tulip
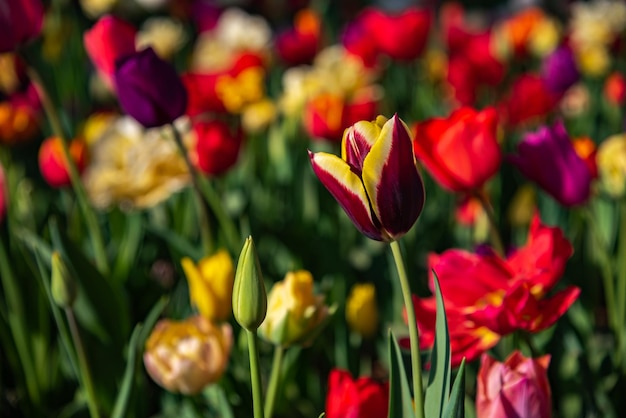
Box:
[309,114,425,241]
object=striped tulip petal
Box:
[362,114,424,238]
[309,151,384,240]
[341,117,385,175]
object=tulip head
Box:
[38,137,88,188]
[232,236,267,331]
[181,250,234,322]
[192,119,243,176]
[309,114,425,241]
[0,0,45,53]
[325,369,389,418]
[144,315,232,395]
[345,283,379,339]
[259,270,332,347]
[114,47,187,128]
[597,133,626,198]
[477,351,552,418]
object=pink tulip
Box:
[477,351,552,418]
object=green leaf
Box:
[49,219,130,347]
[110,325,141,418]
[388,330,417,418]
[425,271,451,418]
[110,211,144,286]
[442,359,465,418]
[146,225,203,261]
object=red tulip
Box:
[192,119,243,176]
[413,107,501,192]
[275,9,321,66]
[84,15,137,88]
[0,0,44,53]
[604,72,626,105]
[407,214,579,366]
[39,137,88,188]
[325,369,388,418]
[304,91,378,143]
[359,7,431,62]
[499,73,560,127]
[477,351,552,418]
[342,20,379,68]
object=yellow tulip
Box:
[144,315,232,395]
[345,283,379,339]
[597,134,626,198]
[181,250,234,322]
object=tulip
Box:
[114,47,187,128]
[0,83,41,145]
[232,236,267,332]
[604,72,626,105]
[144,315,232,395]
[510,120,592,206]
[275,9,321,66]
[572,136,598,179]
[341,20,379,68]
[258,270,331,347]
[413,107,501,193]
[597,133,626,198]
[325,369,388,418]
[309,115,425,241]
[499,73,560,127]
[84,15,137,88]
[477,351,552,418]
[0,0,45,53]
[359,7,431,62]
[192,119,243,176]
[181,250,234,322]
[409,214,579,366]
[345,283,379,339]
[38,137,88,188]
[541,46,579,95]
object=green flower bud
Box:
[232,236,267,331]
[51,251,77,308]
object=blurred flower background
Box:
[2,0,626,417]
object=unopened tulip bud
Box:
[51,252,77,308]
[232,236,267,331]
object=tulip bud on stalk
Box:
[232,236,267,418]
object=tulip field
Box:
[3,0,626,417]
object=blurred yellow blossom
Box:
[144,315,232,395]
[83,115,190,209]
[242,99,277,133]
[215,67,266,114]
[346,283,378,338]
[136,17,187,60]
[527,17,561,57]
[507,184,537,227]
[0,54,20,94]
[79,0,117,18]
[181,250,234,322]
[259,270,331,347]
[597,133,626,197]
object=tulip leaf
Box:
[442,359,466,418]
[110,211,144,286]
[388,330,417,418]
[425,270,451,418]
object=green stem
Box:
[65,308,100,418]
[169,123,213,255]
[198,176,241,255]
[264,345,285,418]
[474,191,505,257]
[246,330,264,418]
[390,240,424,418]
[615,200,626,365]
[26,66,109,276]
[0,237,40,404]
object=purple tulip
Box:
[541,46,579,95]
[114,48,187,128]
[510,120,592,206]
[309,114,425,241]
[0,0,45,53]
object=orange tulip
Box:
[38,137,88,188]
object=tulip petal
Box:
[362,115,425,239]
[341,118,383,174]
[309,151,383,240]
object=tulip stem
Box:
[390,240,424,418]
[65,307,100,418]
[246,329,265,418]
[474,191,505,257]
[25,66,109,276]
[169,123,213,255]
[264,345,285,418]
[615,200,626,366]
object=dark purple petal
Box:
[0,0,44,52]
[114,48,187,128]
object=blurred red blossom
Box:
[325,369,388,418]
[275,9,322,66]
[192,119,243,176]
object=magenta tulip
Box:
[0,0,44,53]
